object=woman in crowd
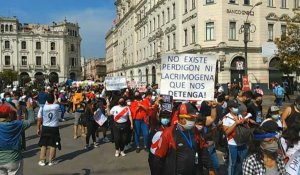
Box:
[110,97,133,157]
[242,120,286,175]
[84,100,99,149]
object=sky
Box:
[1,0,116,58]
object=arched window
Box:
[71,44,75,51]
[4,41,10,49]
[21,41,26,50]
[1,24,4,32]
[5,25,8,31]
[138,69,142,82]
[9,25,13,32]
[50,42,55,50]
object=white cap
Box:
[60,90,65,93]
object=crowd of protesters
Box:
[1,80,300,175]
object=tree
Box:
[275,12,300,74]
[0,70,18,87]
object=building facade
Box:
[84,58,107,82]
[0,16,82,85]
[106,0,300,90]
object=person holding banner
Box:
[110,97,133,157]
[242,120,287,175]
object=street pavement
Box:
[22,94,297,175]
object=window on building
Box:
[184,29,188,45]
[206,22,214,40]
[71,44,75,51]
[229,0,236,3]
[51,57,56,65]
[281,24,287,37]
[71,58,76,67]
[268,0,273,6]
[50,42,55,50]
[173,33,176,49]
[172,3,176,19]
[294,0,299,8]
[4,41,10,49]
[36,42,41,50]
[244,0,250,5]
[167,35,170,51]
[154,17,156,30]
[192,0,196,9]
[21,56,27,65]
[9,25,13,32]
[167,7,170,22]
[268,24,274,41]
[5,25,8,31]
[206,0,214,4]
[150,21,152,32]
[184,0,188,13]
[162,11,165,25]
[36,56,42,65]
[21,41,26,50]
[1,24,4,32]
[5,56,10,65]
[158,15,160,27]
[191,26,196,43]
[153,42,156,55]
[281,0,287,8]
[229,22,236,40]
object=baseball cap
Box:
[227,99,239,108]
[0,104,12,118]
[178,103,199,118]
[260,119,279,133]
[270,106,280,112]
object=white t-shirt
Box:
[110,105,131,123]
[38,103,60,127]
[222,113,243,146]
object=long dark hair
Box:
[247,127,265,163]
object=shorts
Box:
[74,112,82,125]
[38,126,61,149]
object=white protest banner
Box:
[105,76,127,91]
[286,150,300,175]
[160,54,216,101]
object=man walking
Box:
[37,94,61,166]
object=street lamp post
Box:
[240,2,262,76]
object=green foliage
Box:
[0,70,18,86]
[275,12,300,74]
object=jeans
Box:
[60,105,66,119]
[207,144,220,172]
[0,160,23,175]
[134,119,149,148]
[228,144,248,175]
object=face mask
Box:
[256,100,262,105]
[119,100,126,106]
[5,97,11,103]
[161,118,170,126]
[181,119,195,130]
[261,141,279,159]
[271,114,280,120]
[232,107,239,115]
[127,101,131,106]
[195,124,203,131]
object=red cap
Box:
[0,104,12,118]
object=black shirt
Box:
[175,128,196,175]
[247,102,263,126]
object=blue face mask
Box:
[271,114,280,121]
[5,97,11,103]
[232,107,239,115]
[161,118,170,126]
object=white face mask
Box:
[181,119,195,130]
[127,101,131,106]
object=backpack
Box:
[275,87,284,98]
[227,115,253,146]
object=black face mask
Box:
[119,100,126,106]
[244,99,251,104]
[134,95,141,100]
[256,100,262,105]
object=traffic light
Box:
[220,61,225,72]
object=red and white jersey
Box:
[110,105,131,123]
[150,131,163,154]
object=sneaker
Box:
[115,150,120,157]
[84,145,89,150]
[120,151,126,157]
[60,118,65,122]
[103,137,110,143]
[93,143,99,148]
[38,160,46,166]
[48,160,58,166]
[74,136,78,139]
[136,147,141,153]
[124,144,132,151]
